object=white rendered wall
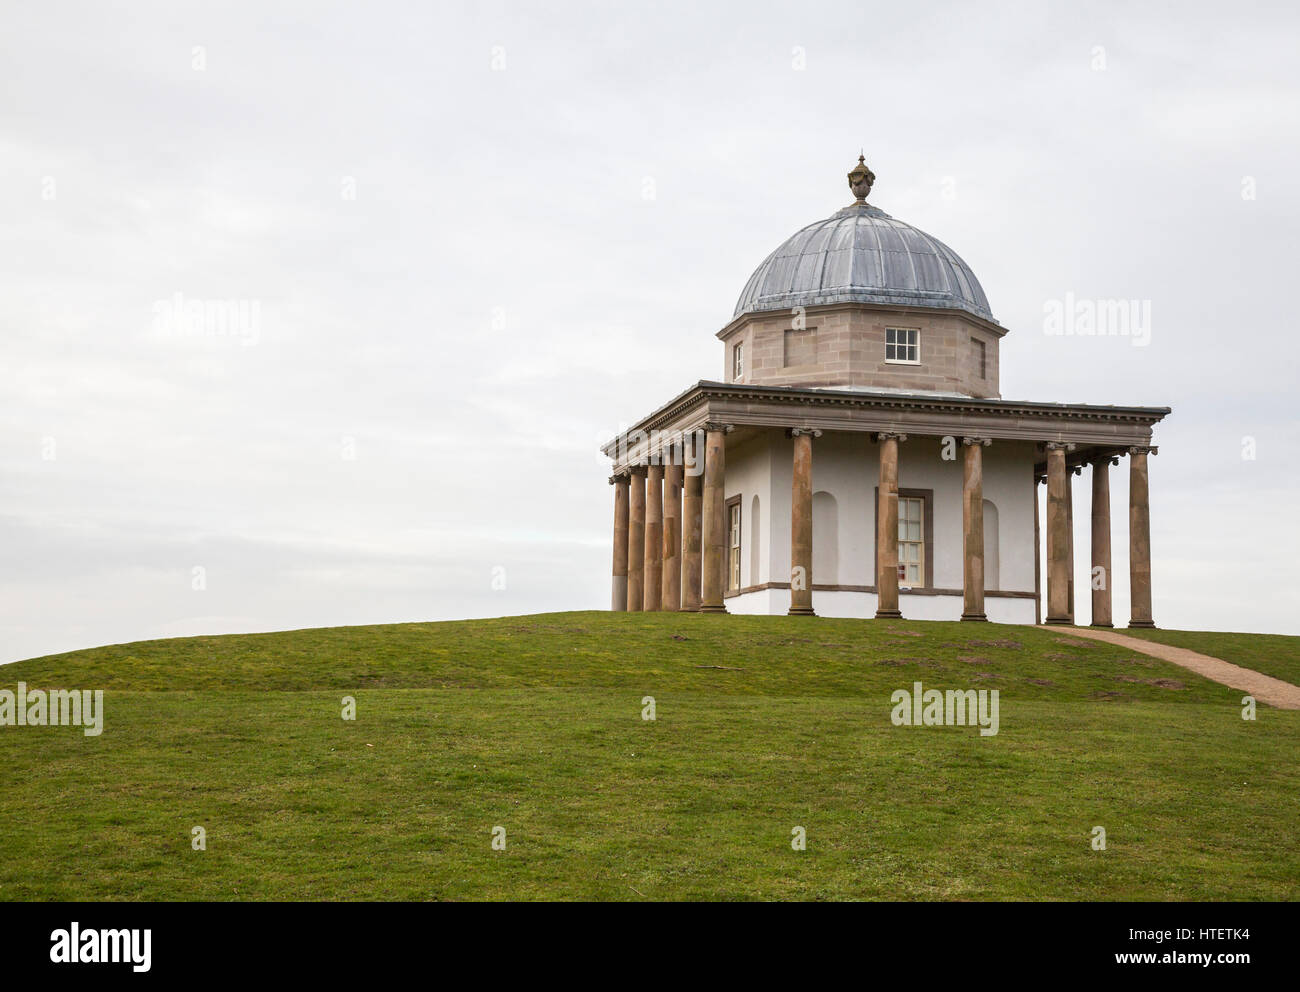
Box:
[721,433,773,594]
[985,597,1037,624]
[727,587,787,615]
[978,440,1037,597]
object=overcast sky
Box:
[2,0,1298,664]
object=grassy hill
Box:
[2,612,1297,900]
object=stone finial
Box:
[848,153,875,202]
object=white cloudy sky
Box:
[2,0,1298,663]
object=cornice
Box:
[714,299,1009,341]
[601,380,1171,459]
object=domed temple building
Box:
[601,155,1170,625]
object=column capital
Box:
[788,427,823,438]
[702,421,734,434]
[608,472,631,486]
[1044,441,1076,452]
[961,436,992,447]
[1091,455,1120,467]
[627,463,647,477]
[876,431,908,443]
[1127,445,1158,456]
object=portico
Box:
[601,155,1170,626]
[605,382,1167,624]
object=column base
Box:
[787,607,816,616]
[1044,616,1072,625]
[1090,622,1113,628]
[960,613,988,622]
[1128,620,1156,629]
[874,609,903,619]
[698,604,728,614]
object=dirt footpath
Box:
[1044,626,1300,710]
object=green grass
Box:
[1120,627,1300,687]
[1,611,1297,901]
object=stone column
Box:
[662,444,683,612]
[1128,445,1157,628]
[1090,456,1115,628]
[627,466,646,612]
[788,428,820,616]
[610,472,630,611]
[699,423,731,613]
[643,462,663,612]
[875,432,906,619]
[961,437,991,622]
[682,431,703,612]
[1044,442,1072,624]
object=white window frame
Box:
[732,341,744,380]
[885,327,920,365]
[897,496,925,588]
[727,499,742,592]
